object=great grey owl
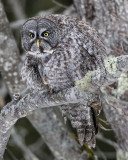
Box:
[21,14,106,148]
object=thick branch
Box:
[76,55,128,91]
[0,1,24,94]
[0,87,93,159]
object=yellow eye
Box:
[29,32,35,38]
[44,32,49,36]
[42,31,49,37]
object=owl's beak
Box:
[37,39,40,48]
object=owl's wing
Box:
[76,21,106,73]
[60,104,97,148]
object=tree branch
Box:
[7,0,26,20]
[76,55,128,90]
[0,87,92,159]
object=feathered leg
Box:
[60,104,97,148]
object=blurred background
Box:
[0,0,117,160]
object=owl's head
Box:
[22,17,58,55]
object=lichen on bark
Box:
[104,55,118,75]
[75,70,98,91]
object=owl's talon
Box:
[42,77,48,85]
[13,93,21,101]
[50,88,53,94]
[89,101,102,116]
[78,135,84,146]
[79,139,84,146]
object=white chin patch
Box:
[43,49,55,54]
[28,49,55,56]
[28,51,39,55]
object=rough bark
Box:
[0,1,23,94]
[0,87,91,159]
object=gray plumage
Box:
[21,14,106,148]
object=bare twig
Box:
[96,133,119,149]
[7,0,26,19]
[0,95,4,108]
[11,128,39,160]
[51,0,68,9]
